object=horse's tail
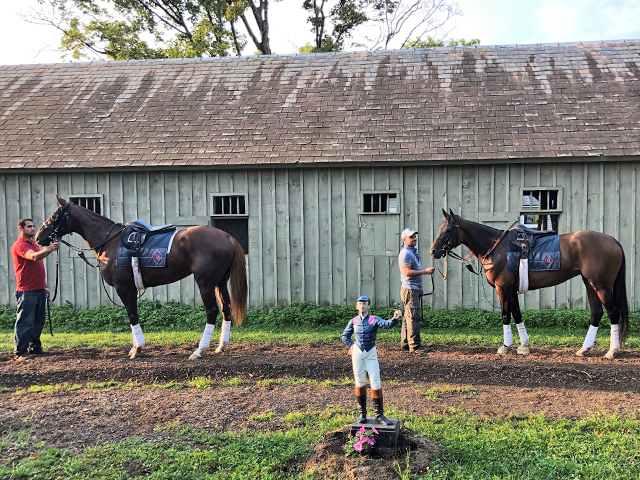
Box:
[613,241,629,344]
[228,236,248,327]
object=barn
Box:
[1,40,640,310]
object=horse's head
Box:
[430,209,462,259]
[36,195,74,246]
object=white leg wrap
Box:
[220,320,231,345]
[518,259,529,294]
[610,324,620,352]
[198,323,216,351]
[131,324,146,348]
[190,324,216,359]
[582,325,598,350]
[516,322,529,346]
[503,324,513,347]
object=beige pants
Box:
[401,288,422,349]
[351,345,381,389]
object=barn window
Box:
[69,195,102,215]
[520,188,562,232]
[361,192,399,214]
[211,194,248,254]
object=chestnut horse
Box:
[430,209,629,359]
[36,195,247,359]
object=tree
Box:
[29,0,267,60]
[370,0,462,50]
[402,36,480,49]
[302,0,369,52]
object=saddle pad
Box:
[507,234,560,271]
[117,231,178,268]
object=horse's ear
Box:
[55,195,67,207]
[442,208,448,219]
[449,208,456,218]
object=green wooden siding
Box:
[1,161,638,310]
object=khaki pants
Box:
[401,288,422,349]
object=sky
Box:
[1,0,640,65]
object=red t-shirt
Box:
[12,237,47,291]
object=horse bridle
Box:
[41,202,74,245]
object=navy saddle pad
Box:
[507,231,560,271]
[117,230,177,268]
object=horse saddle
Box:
[117,220,177,268]
[121,220,176,254]
[507,226,560,271]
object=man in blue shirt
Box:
[398,228,435,353]
[342,295,401,425]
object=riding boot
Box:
[371,389,393,426]
[355,386,367,423]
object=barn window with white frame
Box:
[361,192,399,214]
[211,194,249,254]
[520,188,562,232]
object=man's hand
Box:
[393,310,402,320]
[424,267,435,275]
[45,288,50,298]
[50,242,60,252]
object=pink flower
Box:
[357,426,366,435]
[364,437,375,446]
[353,440,364,451]
[371,427,379,434]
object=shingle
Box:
[1,41,640,169]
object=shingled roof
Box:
[2,40,640,170]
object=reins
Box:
[43,207,143,310]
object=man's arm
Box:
[23,243,59,261]
[400,263,435,277]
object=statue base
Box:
[350,418,400,448]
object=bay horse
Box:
[36,195,248,360]
[430,209,629,359]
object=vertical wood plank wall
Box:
[1,161,638,310]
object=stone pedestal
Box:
[350,418,400,448]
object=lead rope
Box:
[46,246,61,336]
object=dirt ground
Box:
[2,342,640,477]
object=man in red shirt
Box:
[11,218,59,360]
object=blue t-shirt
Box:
[398,246,422,290]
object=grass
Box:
[2,325,638,352]
[2,322,640,478]
[1,410,639,479]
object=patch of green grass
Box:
[2,410,639,479]
[421,385,476,402]
[28,383,83,394]
[0,387,8,394]
[150,380,186,390]
[223,377,244,387]
[187,377,216,389]
[86,381,122,390]
[256,376,352,388]
[250,412,275,422]
[405,412,640,479]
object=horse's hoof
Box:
[576,347,589,357]
[604,350,618,360]
[129,346,142,359]
[517,345,530,355]
[497,346,510,354]
[189,352,202,360]
[214,346,225,354]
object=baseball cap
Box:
[356,295,371,304]
[401,228,418,239]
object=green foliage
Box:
[403,36,481,48]
[2,411,640,479]
[1,301,639,333]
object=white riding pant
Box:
[351,345,382,390]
